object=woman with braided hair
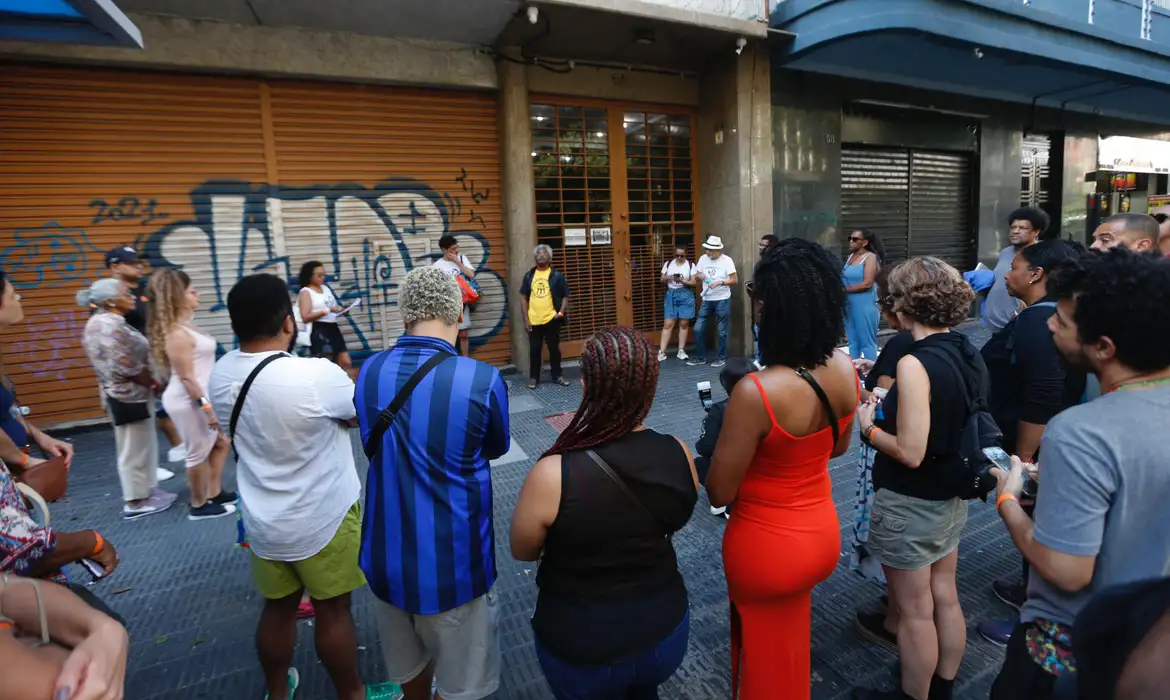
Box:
[706,238,860,700]
[511,326,699,700]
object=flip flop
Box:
[264,667,299,700]
[296,599,315,619]
[366,682,404,699]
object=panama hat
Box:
[702,235,724,250]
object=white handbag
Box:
[292,292,312,348]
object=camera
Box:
[697,381,714,410]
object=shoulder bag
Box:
[794,367,840,448]
[228,353,289,461]
[586,449,669,536]
[362,352,454,460]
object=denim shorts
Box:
[663,288,695,320]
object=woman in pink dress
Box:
[148,269,234,521]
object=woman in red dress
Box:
[707,239,859,700]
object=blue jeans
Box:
[692,298,730,362]
[536,611,690,700]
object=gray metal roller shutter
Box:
[909,150,974,270]
[840,147,910,261]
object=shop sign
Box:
[1098,136,1170,174]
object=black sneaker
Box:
[993,579,1026,610]
[686,358,707,366]
[853,611,898,654]
[210,490,238,506]
[188,501,236,521]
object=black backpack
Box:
[916,344,1003,501]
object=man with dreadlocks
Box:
[511,326,700,699]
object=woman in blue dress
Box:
[842,228,884,360]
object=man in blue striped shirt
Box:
[356,266,509,700]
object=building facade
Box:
[6,0,1170,427]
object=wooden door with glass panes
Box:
[531,100,698,356]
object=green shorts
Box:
[250,501,367,601]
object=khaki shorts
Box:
[869,489,968,571]
[249,502,367,601]
[374,589,500,700]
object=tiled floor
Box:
[48,325,1014,699]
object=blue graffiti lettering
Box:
[142,177,507,358]
[0,223,106,289]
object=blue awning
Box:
[1,0,142,48]
[772,0,1170,127]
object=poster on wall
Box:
[590,226,612,245]
[565,227,587,246]
[1148,195,1170,215]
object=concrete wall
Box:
[697,43,773,356]
[771,71,842,248]
[0,13,498,88]
[527,64,699,105]
[977,123,1024,265]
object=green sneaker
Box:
[264,667,299,700]
[365,682,403,700]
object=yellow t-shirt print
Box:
[528,268,557,326]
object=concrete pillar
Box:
[498,48,536,375]
[696,43,773,358]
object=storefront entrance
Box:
[530,99,699,356]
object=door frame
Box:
[528,94,701,359]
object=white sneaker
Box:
[676,349,689,360]
[710,505,726,516]
[156,467,175,482]
[167,445,187,463]
[123,499,173,521]
[657,351,668,362]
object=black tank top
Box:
[533,429,698,663]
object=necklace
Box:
[1108,376,1170,394]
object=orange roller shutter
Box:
[0,64,508,427]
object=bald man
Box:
[1090,213,1160,253]
[1155,213,1170,257]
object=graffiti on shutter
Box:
[2,177,507,370]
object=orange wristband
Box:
[16,452,27,467]
[92,532,104,556]
[996,493,1018,513]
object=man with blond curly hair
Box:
[356,266,510,700]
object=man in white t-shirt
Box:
[431,234,476,356]
[210,273,396,700]
[687,235,738,368]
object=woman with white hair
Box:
[519,244,572,390]
[78,277,176,519]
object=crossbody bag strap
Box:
[362,352,454,460]
[586,449,667,535]
[794,367,840,447]
[917,345,980,413]
[229,353,288,461]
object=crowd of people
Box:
[0,207,1169,700]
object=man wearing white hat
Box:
[688,235,738,368]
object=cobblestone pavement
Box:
[47,325,1013,700]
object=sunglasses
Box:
[849,236,864,242]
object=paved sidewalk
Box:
[47,326,1017,700]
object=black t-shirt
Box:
[873,331,988,501]
[981,299,1086,455]
[865,332,915,392]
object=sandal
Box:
[366,682,404,699]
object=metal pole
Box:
[1142,0,1153,40]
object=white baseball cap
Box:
[702,235,724,250]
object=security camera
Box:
[735,37,747,56]
[527,6,539,24]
